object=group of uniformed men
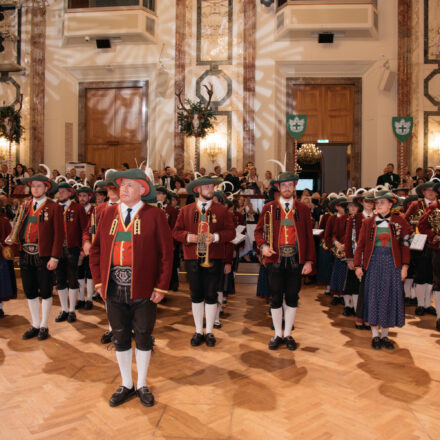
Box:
[0,166,439,407]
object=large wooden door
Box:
[291,85,354,143]
[85,87,143,170]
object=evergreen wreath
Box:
[0,105,24,143]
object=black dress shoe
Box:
[425,306,437,316]
[75,300,85,310]
[330,297,339,306]
[411,298,418,306]
[205,333,216,347]
[109,386,136,407]
[0,309,4,318]
[343,306,352,316]
[436,319,440,332]
[92,293,102,302]
[381,337,394,350]
[324,290,331,296]
[67,312,76,323]
[268,336,284,350]
[404,297,412,306]
[350,307,356,316]
[38,327,49,341]
[22,326,40,340]
[355,323,364,330]
[338,297,345,305]
[101,330,113,344]
[84,301,93,310]
[137,386,155,407]
[371,337,382,350]
[190,332,205,346]
[55,311,69,322]
[213,322,222,329]
[415,306,425,316]
[362,324,371,330]
[285,336,297,351]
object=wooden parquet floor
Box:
[1,280,440,440]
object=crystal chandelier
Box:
[297,143,322,165]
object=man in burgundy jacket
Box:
[255,172,315,351]
[418,182,440,331]
[54,182,88,324]
[6,174,64,341]
[404,180,439,315]
[173,176,235,348]
[90,169,173,408]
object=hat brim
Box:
[416,182,436,199]
[186,178,220,198]
[115,178,150,196]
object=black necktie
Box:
[201,203,207,214]
[285,202,290,211]
[376,214,390,226]
[33,202,37,211]
[125,208,132,227]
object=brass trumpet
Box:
[197,220,213,268]
[331,244,346,260]
[2,203,26,260]
[263,206,273,250]
[428,208,440,236]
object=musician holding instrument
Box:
[418,182,440,331]
[173,176,236,348]
[404,179,440,316]
[76,186,95,311]
[255,172,315,351]
[5,173,64,341]
[324,197,349,307]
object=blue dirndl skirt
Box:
[0,258,16,301]
[330,257,347,294]
[363,247,405,328]
[317,244,333,284]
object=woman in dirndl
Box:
[354,191,411,350]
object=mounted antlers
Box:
[175,89,190,114]
[202,83,214,110]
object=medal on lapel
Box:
[44,210,49,222]
[134,217,141,235]
[69,210,74,222]
[212,214,217,224]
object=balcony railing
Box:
[277,0,377,9]
[67,0,155,12]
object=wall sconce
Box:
[0,136,16,163]
[201,132,225,164]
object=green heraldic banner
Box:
[392,117,413,142]
[286,114,307,140]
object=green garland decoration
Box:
[0,106,24,143]
[177,99,216,138]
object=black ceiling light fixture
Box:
[260,0,275,6]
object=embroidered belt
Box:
[279,245,296,258]
[110,266,132,286]
[22,243,39,255]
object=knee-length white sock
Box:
[344,295,351,307]
[27,298,40,328]
[283,306,297,338]
[271,307,283,338]
[78,279,85,301]
[135,348,151,390]
[68,289,78,312]
[352,295,359,311]
[381,327,389,338]
[433,291,440,318]
[191,302,204,334]
[371,325,379,338]
[86,279,94,301]
[58,289,68,312]
[215,292,223,324]
[415,284,426,307]
[116,348,133,389]
[425,284,433,308]
[40,297,52,328]
[205,303,217,334]
[404,278,413,298]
